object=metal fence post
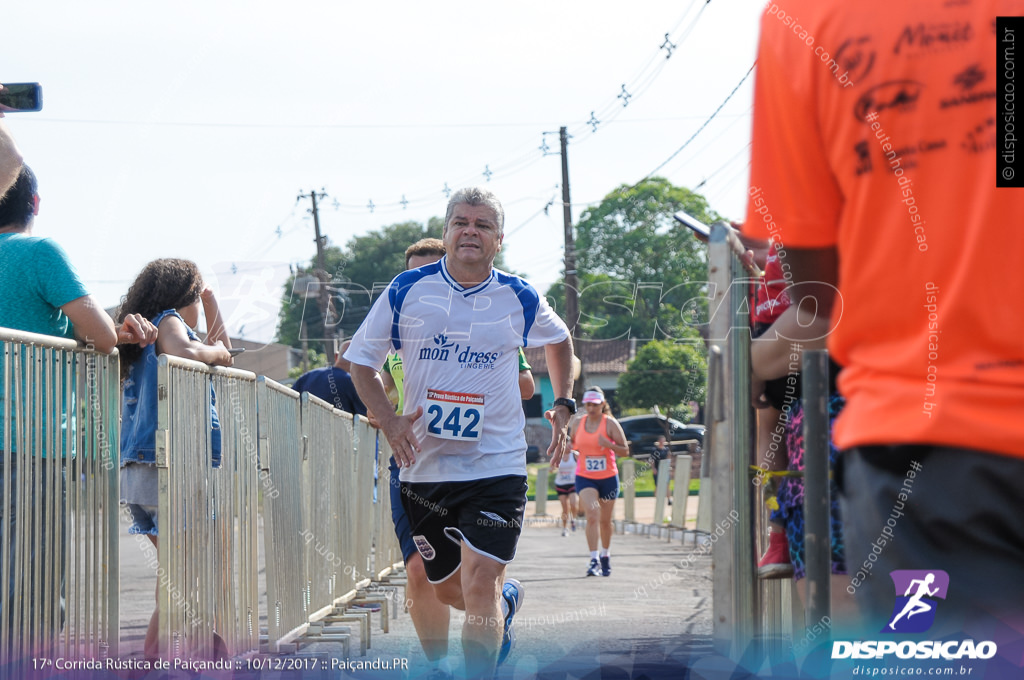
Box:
[653,458,671,526]
[621,458,636,524]
[802,350,831,633]
[671,455,692,528]
[534,468,549,516]
[696,348,719,536]
[708,222,758,658]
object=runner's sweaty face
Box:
[443,204,503,269]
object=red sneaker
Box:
[757,531,794,579]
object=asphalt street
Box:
[115,498,725,679]
[305,512,716,679]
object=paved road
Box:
[302,513,716,679]
[116,497,721,678]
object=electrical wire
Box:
[635,62,756,185]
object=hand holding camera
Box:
[0,83,43,115]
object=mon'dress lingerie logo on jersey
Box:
[418,334,502,370]
[832,570,996,661]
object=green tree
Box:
[276,216,515,349]
[341,218,445,295]
[277,244,347,354]
[616,338,706,422]
[547,177,720,341]
[276,220,442,351]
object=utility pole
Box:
[559,126,582,399]
[560,127,579,338]
[297,188,335,365]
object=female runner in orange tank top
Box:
[570,386,629,577]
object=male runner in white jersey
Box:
[346,187,575,678]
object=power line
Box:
[694,143,750,190]
[169,2,735,253]
[702,158,753,215]
[504,199,558,237]
[23,118,569,130]
[284,2,718,218]
[661,106,752,179]
[566,1,713,142]
[62,3,723,228]
[635,62,756,185]
[30,1,745,256]
[23,111,748,131]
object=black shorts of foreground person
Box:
[839,445,1024,637]
[402,475,527,584]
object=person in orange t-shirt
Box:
[570,387,628,578]
[746,0,1024,636]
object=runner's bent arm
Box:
[518,368,535,400]
[598,418,629,456]
[750,293,834,381]
[543,337,575,465]
[350,361,422,467]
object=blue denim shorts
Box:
[125,503,158,536]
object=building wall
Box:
[581,375,618,392]
[199,336,297,383]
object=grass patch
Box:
[526,459,700,501]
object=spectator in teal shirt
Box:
[0,163,155,636]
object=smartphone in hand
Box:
[228,347,246,356]
[673,211,711,239]
[0,84,42,113]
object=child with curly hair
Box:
[116,258,233,660]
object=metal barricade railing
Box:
[350,418,376,588]
[302,393,349,619]
[0,328,407,663]
[259,380,398,652]
[156,355,259,660]
[801,350,831,632]
[257,377,307,652]
[707,223,793,660]
[373,435,401,580]
[0,327,119,664]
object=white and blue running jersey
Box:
[345,256,570,483]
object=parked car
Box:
[617,415,704,460]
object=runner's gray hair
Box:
[444,187,504,233]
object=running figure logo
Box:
[884,570,949,633]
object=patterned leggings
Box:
[769,393,847,580]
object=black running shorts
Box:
[400,475,527,584]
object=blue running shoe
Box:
[497,578,523,666]
[600,555,611,577]
[586,558,601,577]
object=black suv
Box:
[617,415,705,460]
